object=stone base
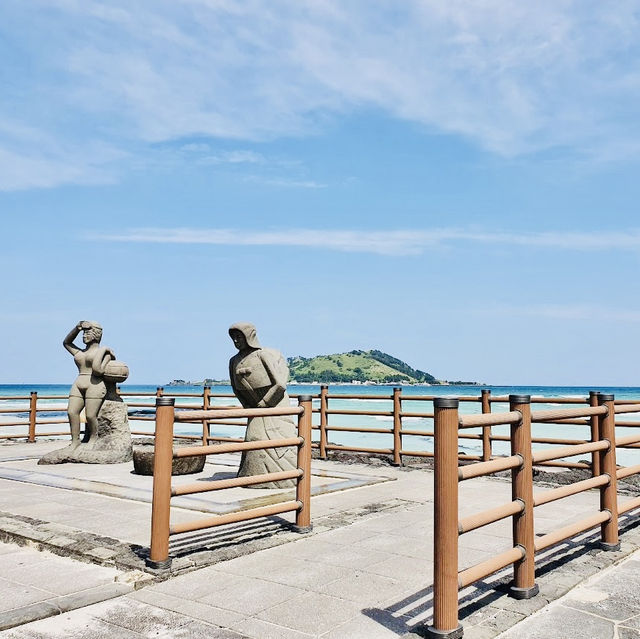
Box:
[132,444,206,476]
[38,399,132,465]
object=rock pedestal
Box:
[132,441,206,476]
[38,399,133,465]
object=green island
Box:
[287,350,478,385]
[166,350,480,386]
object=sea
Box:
[2,384,639,466]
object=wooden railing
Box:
[2,386,640,471]
[426,394,640,638]
[146,395,313,570]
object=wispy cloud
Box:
[243,176,327,189]
[2,2,640,189]
[86,227,640,256]
[198,150,265,165]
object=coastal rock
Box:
[38,399,132,465]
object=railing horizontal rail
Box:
[325,444,394,454]
[613,404,640,414]
[325,409,393,416]
[458,500,523,535]
[534,511,610,552]
[458,546,525,589]
[531,440,609,464]
[324,425,393,434]
[172,469,304,496]
[169,500,302,535]
[532,406,607,421]
[458,455,522,480]
[614,434,640,447]
[619,496,640,515]
[616,464,640,480]
[174,406,303,421]
[459,411,522,428]
[174,436,303,458]
[325,393,393,400]
[534,475,610,507]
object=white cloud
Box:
[200,150,264,164]
[86,227,640,256]
[3,1,640,188]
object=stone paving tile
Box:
[214,554,350,589]
[0,580,54,614]
[499,604,615,639]
[129,589,245,628]
[4,561,118,597]
[255,591,361,635]
[363,554,434,586]
[150,569,224,600]
[315,570,403,605]
[1,615,142,638]
[86,597,192,634]
[621,614,640,631]
[197,575,304,615]
[232,617,314,639]
[322,608,414,638]
[352,531,431,559]
[562,559,640,621]
[287,539,392,568]
[162,619,246,638]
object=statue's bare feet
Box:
[68,440,81,450]
[83,438,97,450]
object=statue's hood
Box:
[229,322,261,348]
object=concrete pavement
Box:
[0,440,639,637]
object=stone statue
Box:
[229,322,297,488]
[39,321,133,465]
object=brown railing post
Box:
[392,386,402,466]
[319,385,328,460]
[202,385,211,446]
[481,389,491,462]
[427,398,462,639]
[589,391,601,477]
[148,397,175,570]
[28,391,37,442]
[509,394,538,599]
[156,386,164,397]
[295,396,313,533]
[598,393,620,551]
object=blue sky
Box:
[2,1,640,385]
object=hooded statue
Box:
[228,322,297,487]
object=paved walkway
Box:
[498,549,640,639]
[0,441,639,637]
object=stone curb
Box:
[0,583,134,631]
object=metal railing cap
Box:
[156,397,175,406]
[434,397,459,408]
[509,394,531,404]
[600,393,615,401]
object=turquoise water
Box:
[1,383,639,466]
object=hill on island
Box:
[287,350,437,384]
